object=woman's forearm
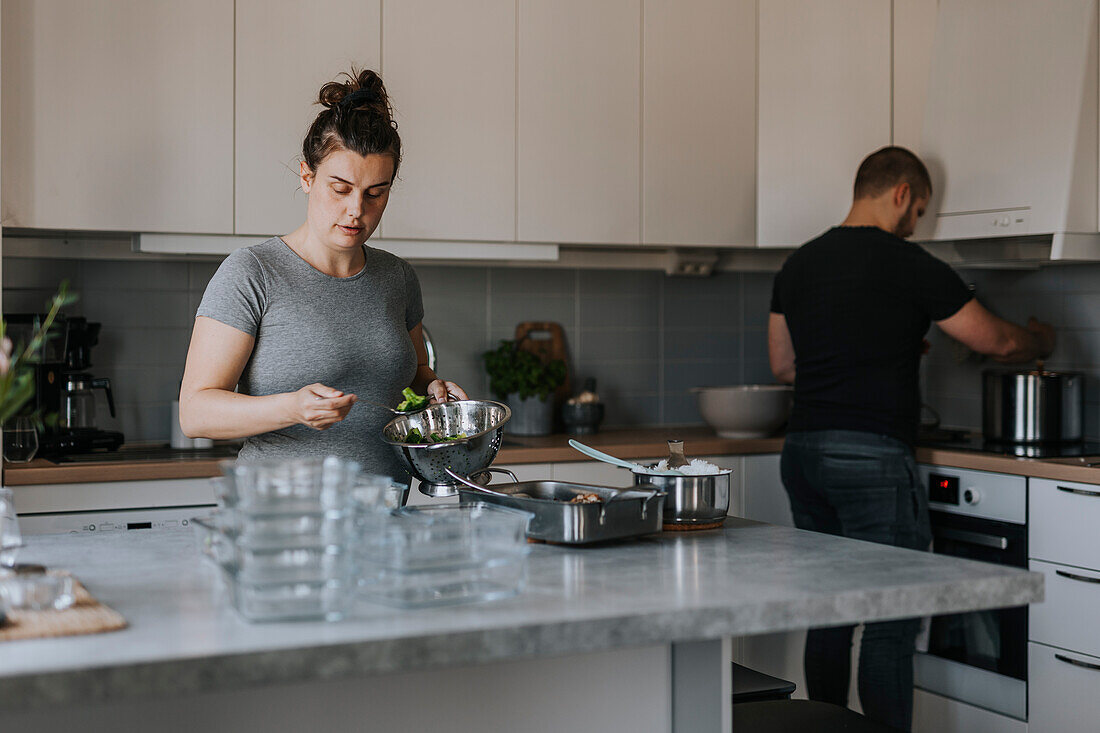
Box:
[410,366,438,394]
[180,388,296,440]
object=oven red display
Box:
[929,473,959,504]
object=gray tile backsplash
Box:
[2,256,784,441]
[920,263,1100,437]
[15,252,1100,443]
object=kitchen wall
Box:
[1,256,775,442]
[922,264,1100,437]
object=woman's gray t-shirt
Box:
[196,237,424,480]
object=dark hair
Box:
[853,146,931,200]
[302,68,401,179]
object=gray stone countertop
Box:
[0,519,1041,711]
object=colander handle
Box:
[444,468,512,497]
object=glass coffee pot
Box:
[62,374,115,431]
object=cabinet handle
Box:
[934,527,1008,550]
[1055,653,1100,672]
[1057,485,1100,497]
[1055,569,1100,585]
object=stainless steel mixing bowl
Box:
[381,400,511,496]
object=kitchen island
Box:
[0,518,1040,732]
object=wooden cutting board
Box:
[0,574,127,642]
[514,321,572,403]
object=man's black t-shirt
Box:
[770,226,973,446]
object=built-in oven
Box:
[915,465,1029,721]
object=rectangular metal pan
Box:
[449,469,665,545]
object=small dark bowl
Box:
[561,402,605,435]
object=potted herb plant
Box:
[482,340,566,436]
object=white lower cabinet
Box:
[1030,559,1100,660]
[1028,642,1100,733]
[912,689,1027,733]
[1029,477,1100,568]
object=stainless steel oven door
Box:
[915,510,1029,720]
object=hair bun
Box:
[304,67,402,178]
[317,69,391,117]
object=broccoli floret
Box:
[396,387,430,412]
[403,428,424,444]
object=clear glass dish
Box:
[355,503,533,571]
[216,456,362,513]
[357,554,528,609]
[354,503,532,608]
[0,565,75,611]
[199,526,352,584]
[219,568,350,622]
[207,507,355,545]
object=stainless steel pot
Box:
[982,368,1083,444]
[631,469,731,526]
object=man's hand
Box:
[1026,317,1056,359]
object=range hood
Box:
[914,0,1100,264]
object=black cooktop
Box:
[917,431,1100,459]
[49,444,241,463]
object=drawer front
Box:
[1029,642,1100,732]
[1029,478,1100,569]
[1030,559,1100,658]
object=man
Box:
[768,146,1054,731]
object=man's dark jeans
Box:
[781,430,932,732]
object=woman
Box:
[179,69,466,480]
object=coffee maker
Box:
[6,314,124,456]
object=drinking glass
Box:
[2,417,38,463]
[0,488,22,567]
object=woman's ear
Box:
[300,161,314,193]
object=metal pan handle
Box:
[482,467,518,484]
[627,483,664,520]
[443,468,512,498]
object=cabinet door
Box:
[741,454,790,526]
[517,0,641,245]
[892,0,939,152]
[234,0,381,236]
[1029,642,1100,733]
[642,0,755,247]
[381,0,515,242]
[1,0,234,233]
[756,0,891,247]
[1029,477,1100,570]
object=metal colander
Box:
[381,400,511,492]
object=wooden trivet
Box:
[0,575,128,642]
[663,520,726,532]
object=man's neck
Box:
[841,201,899,236]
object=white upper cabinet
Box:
[1,0,234,233]
[517,0,641,245]
[642,0,756,247]
[234,0,381,237]
[892,0,939,153]
[756,0,892,248]
[917,0,1097,240]
[381,0,515,242]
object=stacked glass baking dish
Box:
[193,456,534,620]
[354,502,533,609]
[193,456,389,622]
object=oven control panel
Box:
[918,465,1026,524]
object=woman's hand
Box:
[291,383,357,430]
[426,379,468,404]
